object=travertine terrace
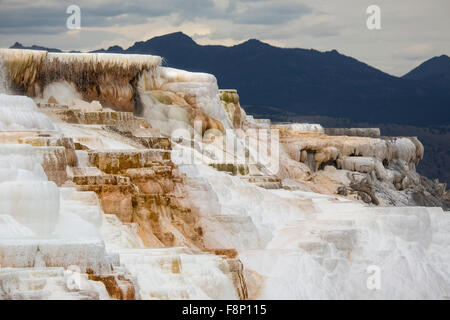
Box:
[0,49,449,299]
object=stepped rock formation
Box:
[0,49,449,299]
[277,127,448,209]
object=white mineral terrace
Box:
[0,51,449,300]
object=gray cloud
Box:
[0,0,312,33]
[228,1,311,25]
[0,6,66,31]
[0,1,172,31]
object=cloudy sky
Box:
[0,0,449,76]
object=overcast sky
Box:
[0,0,449,76]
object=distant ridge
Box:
[10,42,63,53]
[402,55,450,90]
[403,54,450,80]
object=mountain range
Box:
[403,54,450,90]
[10,32,450,126]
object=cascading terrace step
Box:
[87,150,172,174]
[240,175,283,189]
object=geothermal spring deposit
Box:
[0,48,449,299]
